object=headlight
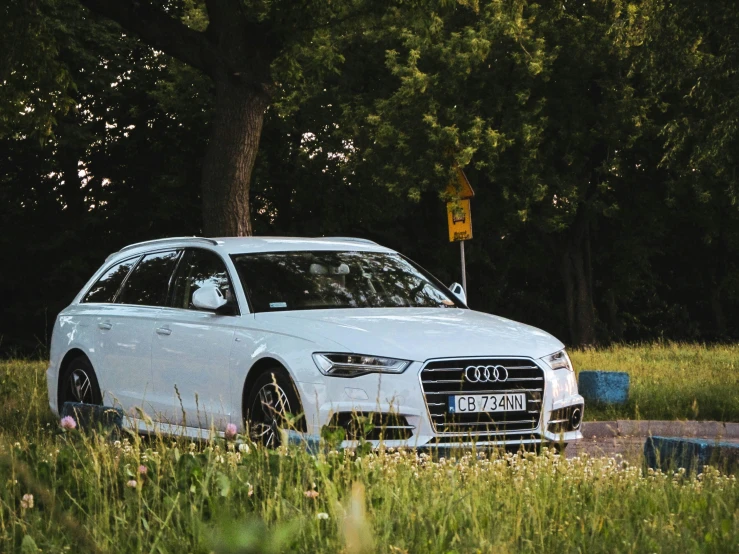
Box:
[540,349,573,371]
[312,353,411,377]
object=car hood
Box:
[256,308,563,362]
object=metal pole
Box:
[460,240,467,302]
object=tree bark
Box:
[561,247,577,344]
[710,210,728,337]
[604,289,623,340]
[560,218,597,346]
[79,0,220,76]
[201,81,269,236]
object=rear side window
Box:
[170,249,237,311]
[82,257,138,303]
[116,250,180,307]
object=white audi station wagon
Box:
[47,236,584,449]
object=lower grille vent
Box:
[325,412,414,441]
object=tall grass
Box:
[0,348,737,553]
[2,433,737,553]
[571,343,739,421]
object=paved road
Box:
[567,435,648,462]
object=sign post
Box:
[446,169,474,300]
[460,240,467,296]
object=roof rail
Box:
[317,236,379,245]
[110,237,220,259]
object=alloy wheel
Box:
[248,382,292,448]
[67,368,94,404]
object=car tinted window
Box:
[116,250,180,307]
[231,251,458,313]
[82,257,138,303]
[171,249,237,311]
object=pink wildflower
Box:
[126,480,137,489]
[60,416,77,430]
[224,423,238,440]
[138,465,147,475]
[304,490,319,499]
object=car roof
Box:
[107,236,394,261]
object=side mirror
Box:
[448,282,467,305]
[192,285,227,311]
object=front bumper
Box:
[295,358,584,449]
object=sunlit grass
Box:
[571,343,739,422]
[2,425,737,552]
[0,348,737,552]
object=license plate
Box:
[449,393,526,414]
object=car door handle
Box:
[156,327,172,336]
[98,321,112,331]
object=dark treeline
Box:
[1,0,738,354]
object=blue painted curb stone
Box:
[61,402,124,431]
[578,371,629,404]
[285,430,322,455]
[644,436,739,475]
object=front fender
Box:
[228,326,345,429]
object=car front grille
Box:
[420,357,544,435]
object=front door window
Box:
[170,249,237,312]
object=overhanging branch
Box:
[79,0,221,77]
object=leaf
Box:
[217,472,231,497]
[20,535,40,554]
[721,519,731,536]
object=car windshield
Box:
[231,250,459,312]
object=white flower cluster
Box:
[336,446,736,496]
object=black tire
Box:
[244,367,303,448]
[58,355,103,410]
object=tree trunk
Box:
[76,0,277,236]
[560,219,597,346]
[710,211,728,337]
[201,80,269,236]
[562,248,577,344]
[604,289,623,340]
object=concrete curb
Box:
[582,420,739,440]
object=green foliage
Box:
[0,2,207,352]
[334,1,548,201]
[633,0,739,338]
[0,0,79,139]
[1,0,739,350]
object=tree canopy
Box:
[1,0,738,352]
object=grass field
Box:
[570,343,739,422]
[0,345,737,552]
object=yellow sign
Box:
[447,199,472,242]
[446,168,475,199]
[446,168,474,242]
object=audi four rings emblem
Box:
[464,364,509,383]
